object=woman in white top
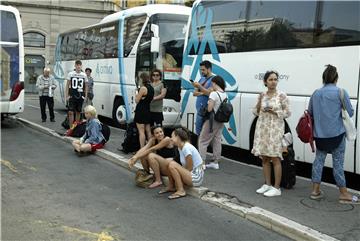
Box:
[161,128,204,200]
[198,76,227,170]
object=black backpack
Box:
[101,123,111,143]
[214,92,233,123]
[71,121,87,137]
[121,122,140,153]
[61,116,70,129]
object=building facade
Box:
[1,0,191,92]
[1,0,117,92]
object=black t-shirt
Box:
[67,71,88,99]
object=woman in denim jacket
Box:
[72,105,105,153]
[308,65,358,204]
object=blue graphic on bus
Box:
[53,37,66,104]
[181,3,238,144]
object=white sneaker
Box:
[256,184,272,194]
[206,162,219,170]
[263,187,281,197]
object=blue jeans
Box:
[195,113,204,135]
[311,136,346,187]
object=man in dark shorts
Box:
[64,60,88,128]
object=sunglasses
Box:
[152,74,160,76]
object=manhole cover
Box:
[300,198,354,212]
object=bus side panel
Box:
[109,57,137,122]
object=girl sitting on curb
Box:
[160,128,204,200]
[72,105,105,154]
[128,126,178,189]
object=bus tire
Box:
[112,97,126,127]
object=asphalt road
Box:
[1,118,289,241]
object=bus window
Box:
[1,10,19,42]
[315,1,360,47]
[189,1,246,54]
[1,9,20,101]
[123,15,147,57]
[246,1,316,50]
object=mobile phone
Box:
[189,79,194,83]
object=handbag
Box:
[135,169,154,188]
[340,89,356,141]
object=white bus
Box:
[0,5,25,119]
[180,1,360,175]
[53,4,190,126]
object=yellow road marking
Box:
[1,159,18,173]
[17,160,37,171]
[35,220,116,241]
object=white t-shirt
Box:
[209,90,227,112]
[178,143,203,170]
[67,71,88,96]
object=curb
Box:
[16,117,338,241]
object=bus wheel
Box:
[112,98,126,127]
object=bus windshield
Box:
[1,10,19,42]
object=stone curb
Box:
[16,117,338,241]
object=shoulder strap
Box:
[215,91,227,102]
[339,89,346,110]
[201,75,215,87]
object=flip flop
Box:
[339,195,360,205]
[158,189,175,195]
[310,190,324,200]
[168,193,186,200]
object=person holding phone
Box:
[191,60,215,135]
[251,70,291,197]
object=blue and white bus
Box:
[0,5,25,119]
[54,4,190,127]
[180,1,360,175]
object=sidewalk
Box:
[19,96,360,241]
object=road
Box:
[1,118,289,241]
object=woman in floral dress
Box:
[252,71,291,197]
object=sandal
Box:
[168,192,186,200]
[339,195,360,205]
[310,190,324,200]
[158,189,175,195]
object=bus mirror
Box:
[151,24,159,37]
[151,37,160,53]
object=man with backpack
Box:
[64,60,88,128]
[192,60,215,135]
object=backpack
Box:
[296,110,315,152]
[72,121,87,137]
[61,116,70,130]
[214,92,233,123]
[121,122,140,153]
[65,121,86,137]
[101,123,111,143]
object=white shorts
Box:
[191,165,204,187]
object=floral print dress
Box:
[251,91,291,160]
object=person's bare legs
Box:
[136,123,146,148]
[68,111,74,128]
[272,157,282,189]
[140,157,150,173]
[147,155,173,189]
[79,143,92,152]
[72,140,81,152]
[147,153,162,188]
[75,111,82,122]
[145,124,152,141]
[261,156,271,186]
[168,162,192,196]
